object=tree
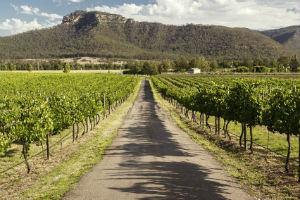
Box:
[278,56,290,69]
[174,57,189,72]
[270,59,279,69]
[189,57,210,72]
[0,63,7,71]
[142,62,158,75]
[235,66,249,72]
[51,60,63,70]
[253,58,263,66]
[289,55,299,72]
[158,60,171,73]
[8,63,16,71]
[244,59,254,68]
[28,64,33,72]
[209,60,218,72]
[63,63,71,73]
[277,64,285,72]
[126,61,142,74]
[221,60,233,68]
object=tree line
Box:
[0,60,123,71]
[125,55,300,75]
[0,55,299,74]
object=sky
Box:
[0,0,299,36]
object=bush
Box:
[28,64,33,72]
[254,66,270,73]
[235,66,249,72]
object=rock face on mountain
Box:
[62,11,134,29]
[261,26,300,57]
[0,10,293,59]
[62,10,86,24]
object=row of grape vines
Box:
[0,73,139,173]
[151,75,300,177]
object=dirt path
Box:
[63,80,253,200]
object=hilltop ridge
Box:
[0,10,292,60]
[261,26,300,57]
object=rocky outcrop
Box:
[62,10,135,28]
[62,10,86,24]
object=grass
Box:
[150,79,300,200]
[23,128,116,200]
[205,117,299,159]
[0,78,141,200]
[0,126,79,173]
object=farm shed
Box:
[188,68,201,74]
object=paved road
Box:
[63,80,253,200]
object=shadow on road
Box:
[104,80,230,200]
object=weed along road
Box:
[63,80,253,200]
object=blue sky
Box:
[0,0,299,36]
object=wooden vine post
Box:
[103,94,106,118]
[294,85,300,184]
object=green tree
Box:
[189,57,210,72]
[263,58,271,67]
[244,59,254,68]
[270,59,279,69]
[51,60,63,70]
[209,60,218,72]
[63,63,71,73]
[253,58,263,66]
[235,66,249,72]
[8,63,16,71]
[174,57,189,72]
[158,60,171,73]
[221,60,233,68]
[276,64,285,72]
[278,56,290,69]
[289,55,299,72]
[126,61,142,74]
[28,64,33,72]
[142,62,158,75]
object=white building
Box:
[188,68,201,74]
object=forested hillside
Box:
[0,10,291,60]
[261,26,300,58]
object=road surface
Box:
[63,80,253,200]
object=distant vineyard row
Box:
[0,73,139,173]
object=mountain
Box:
[261,26,300,58]
[0,10,291,60]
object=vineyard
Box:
[0,73,139,174]
[1,72,299,199]
[151,75,300,179]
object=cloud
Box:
[1,4,62,35]
[20,5,40,15]
[87,0,300,30]
[10,4,19,12]
[287,8,300,14]
[0,18,62,35]
[19,5,62,21]
[69,0,84,3]
[0,18,42,34]
[52,0,62,6]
